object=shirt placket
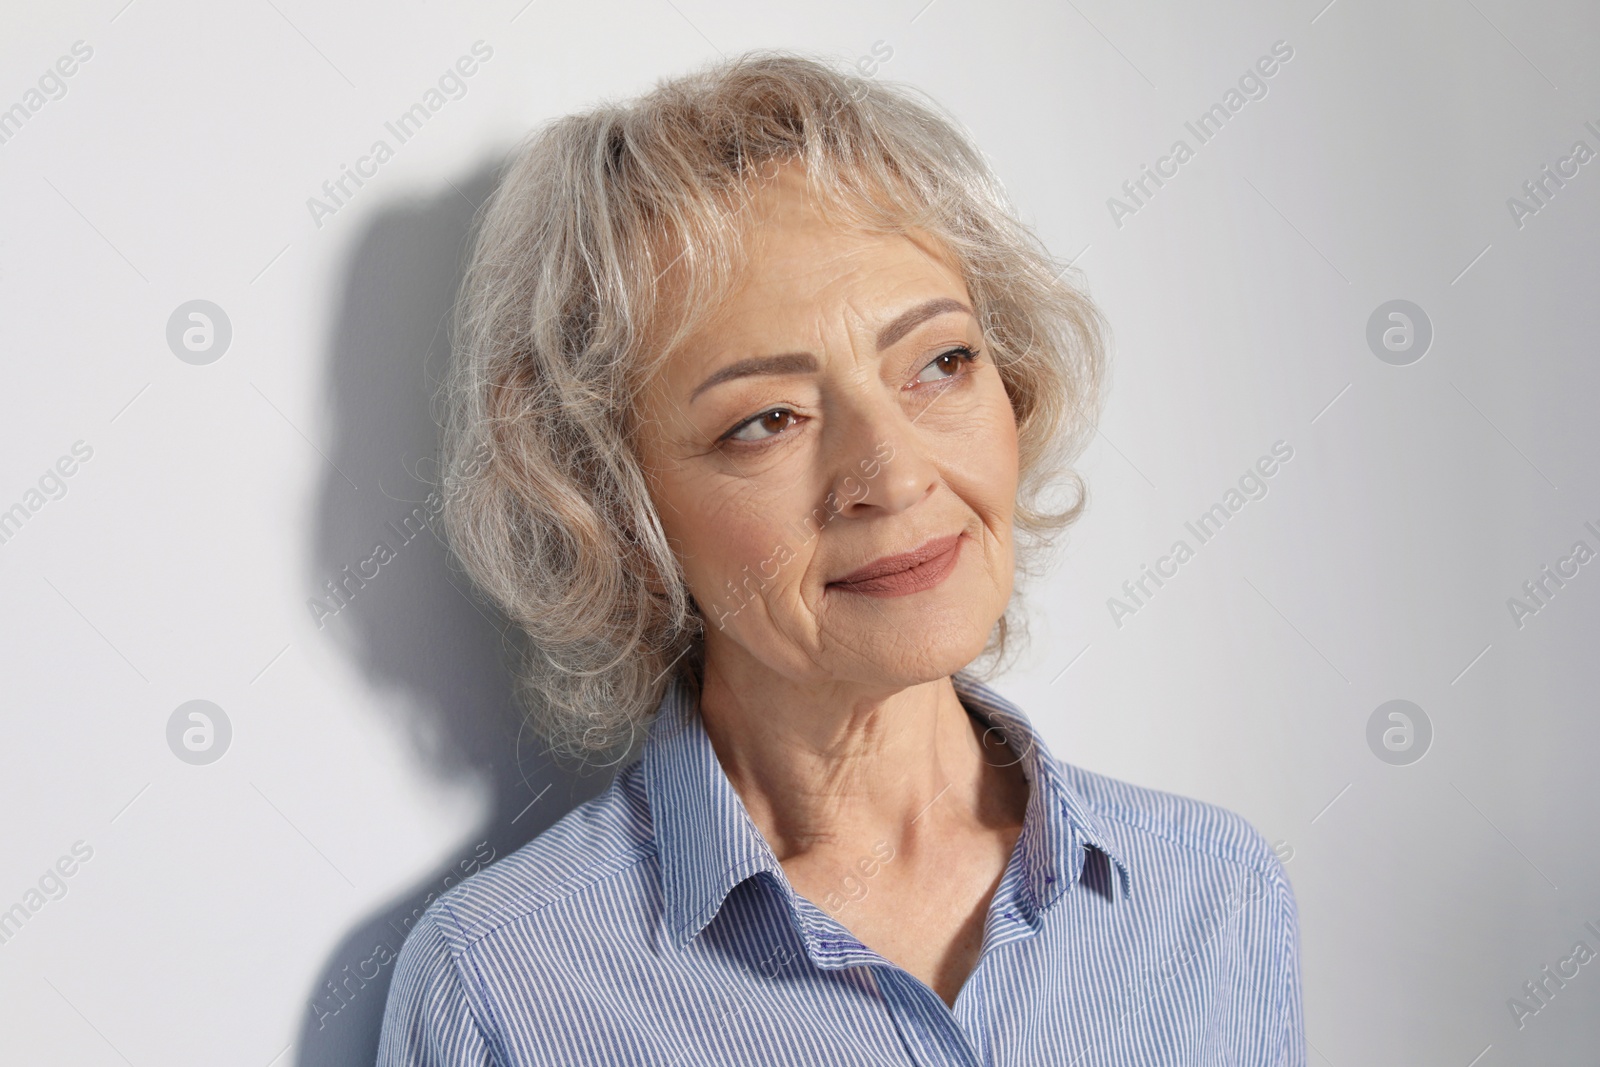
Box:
[870,966,984,1067]
[790,900,986,1067]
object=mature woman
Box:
[379,53,1303,1065]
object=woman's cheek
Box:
[970,383,1020,478]
[688,504,797,627]
[940,412,1012,480]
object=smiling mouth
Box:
[827,533,964,598]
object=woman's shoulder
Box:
[404,762,657,954]
[1052,758,1291,891]
[378,765,660,1059]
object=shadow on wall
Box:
[292,165,616,1066]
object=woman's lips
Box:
[827,533,963,598]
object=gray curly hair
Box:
[439,51,1109,761]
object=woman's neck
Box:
[694,650,1025,864]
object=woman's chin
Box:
[819,613,999,687]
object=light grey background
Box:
[2,0,1596,1063]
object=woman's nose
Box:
[825,394,938,518]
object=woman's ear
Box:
[642,566,670,598]
[624,528,673,599]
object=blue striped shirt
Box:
[378,672,1305,1064]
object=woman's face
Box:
[636,167,1020,690]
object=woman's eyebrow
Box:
[875,297,972,351]
[689,351,817,403]
[687,297,973,404]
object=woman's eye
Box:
[914,346,979,385]
[725,407,798,444]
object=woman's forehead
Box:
[637,166,973,397]
[679,231,969,364]
[727,181,964,310]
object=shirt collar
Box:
[640,671,1133,946]
[641,674,789,946]
[950,673,1134,918]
